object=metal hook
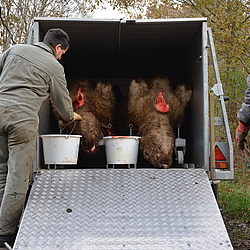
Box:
[129,124,133,136]
[177,124,181,138]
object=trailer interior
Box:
[35,18,211,171]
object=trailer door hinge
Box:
[125,20,136,25]
[211,83,224,96]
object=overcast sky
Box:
[92,3,127,19]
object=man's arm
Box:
[0,47,11,75]
[49,65,75,123]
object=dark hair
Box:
[43,28,70,50]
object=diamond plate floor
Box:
[13,169,232,249]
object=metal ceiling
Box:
[34,18,206,79]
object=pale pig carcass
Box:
[54,78,115,155]
[128,76,192,168]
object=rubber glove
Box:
[71,112,82,122]
[236,121,250,150]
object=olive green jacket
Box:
[0,42,74,122]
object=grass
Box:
[218,160,250,247]
[214,128,250,248]
[218,151,250,223]
[218,179,250,223]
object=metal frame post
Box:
[209,89,216,181]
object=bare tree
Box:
[0,0,92,52]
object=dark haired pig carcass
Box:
[54,78,115,155]
[128,76,192,168]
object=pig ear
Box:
[155,90,170,113]
[73,87,85,109]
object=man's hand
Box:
[236,121,250,150]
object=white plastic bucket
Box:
[103,136,141,165]
[40,134,82,165]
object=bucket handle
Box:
[59,121,77,135]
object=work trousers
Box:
[0,103,38,235]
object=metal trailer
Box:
[11,18,234,249]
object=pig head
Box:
[128,76,192,168]
[53,78,115,155]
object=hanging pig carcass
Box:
[128,76,192,168]
[53,78,115,155]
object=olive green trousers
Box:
[0,104,38,235]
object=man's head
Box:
[43,28,70,60]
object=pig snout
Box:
[141,134,174,168]
[82,138,99,155]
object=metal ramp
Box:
[13,169,232,249]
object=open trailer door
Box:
[207,27,234,181]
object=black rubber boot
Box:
[0,233,16,247]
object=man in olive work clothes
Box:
[0,28,81,247]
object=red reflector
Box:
[209,145,228,169]
[215,145,226,161]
